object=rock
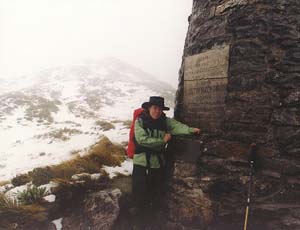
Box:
[173,161,198,178]
[62,189,122,230]
[166,182,213,227]
[47,222,58,230]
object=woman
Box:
[132,96,201,224]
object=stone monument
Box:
[169,0,300,229]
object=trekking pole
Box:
[243,143,257,230]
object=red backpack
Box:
[126,108,144,158]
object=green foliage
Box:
[17,186,48,205]
[95,120,115,131]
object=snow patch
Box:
[102,160,133,179]
[52,218,63,230]
[5,183,31,201]
[91,173,101,180]
[0,183,13,193]
[39,181,59,193]
[43,194,56,203]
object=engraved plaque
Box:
[183,46,229,131]
[184,46,229,81]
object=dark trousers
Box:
[132,164,163,212]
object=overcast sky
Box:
[0,0,193,87]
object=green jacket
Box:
[133,117,195,168]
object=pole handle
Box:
[243,206,250,230]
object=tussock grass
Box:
[122,120,132,129]
[95,120,115,131]
[87,136,125,166]
[2,136,126,227]
[0,193,17,209]
[50,155,100,180]
[11,136,126,186]
[0,193,47,224]
[36,128,83,141]
[0,180,11,186]
[111,120,131,129]
[29,167,53,187]
[111,119,122,123]
[70,149,81,155]
[0,203,48,229]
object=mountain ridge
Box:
[0,58,175,180]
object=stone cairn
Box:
[168,0,300,229]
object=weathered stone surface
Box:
[62,189,121,230]
[166,185,213,228]
[173,162,198,178]
[166,160,213,229]
[173,0,300,229]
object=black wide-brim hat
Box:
[142,96,170,111]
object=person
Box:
[131,96,201,227]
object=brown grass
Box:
[70,149,81,155]
[122,120,132,129]
[95,120,115,131]
[11,136,126,186]
[1,136,127,227]
[87,136,125,166]
[0,180,10,186]
[35,128,83,141]
[0,193,17,209]
[111,120,131,129]
[0,203,48,229]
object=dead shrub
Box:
[11,174,31,187]
[29,167,53,186]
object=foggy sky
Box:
[0,0,193,87]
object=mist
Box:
[0,0,193,87]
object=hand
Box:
[163,133,172,143]
[194,128,201,135]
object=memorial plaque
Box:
[183,46,229,130]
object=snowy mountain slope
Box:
[0,58,175,180]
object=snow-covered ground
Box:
[0,58,175,181]
[103,160,133,179]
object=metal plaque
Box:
[182,46,229,131]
